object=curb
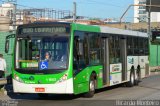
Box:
[150,71,160,76]
[0,84,13,96]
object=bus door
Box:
[101,37,110,85]
[120,38,127,81]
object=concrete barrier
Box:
[0,17,10,31]
[0,25,10,31]
[0,78,7,86]
[0,17,10,24]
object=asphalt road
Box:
[0,73,160,106]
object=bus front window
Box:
[15,36,69,72]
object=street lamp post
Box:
[73,2,77,22]
[120,3,160,39]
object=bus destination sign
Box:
[20,27,68,34]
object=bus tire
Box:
[135,66,141,85]
[84,74,96,98]
[126,70,135,87]
[38,93,48,98]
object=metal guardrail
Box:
[0,78,7,86]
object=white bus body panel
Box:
[109,63,122,86]
[13,78,74,94]
[139,56,149,78]
[127,56,149,81]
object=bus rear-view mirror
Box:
[5,39,9,53]
[5,34,15,53]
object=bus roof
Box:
[17,22,148,38]
[72,23,148,38]
[100,26,148,38]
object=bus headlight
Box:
[57,74,68,83]
[14,74,24,83]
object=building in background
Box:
[103,18,119,24]
[0,2,14,17]
[134,0,160,23]
[0,2,73,30]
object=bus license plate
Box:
[35,88,45,92]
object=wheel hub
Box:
[90,80,95,91]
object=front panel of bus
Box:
[12,23,74,94]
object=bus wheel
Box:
[126,71,135,87]
[38,93,48,98]
[135,67,140,85]
[84,74,96,98]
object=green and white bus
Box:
[6,22,149,97]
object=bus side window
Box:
[73,36,79,71]
[89,33,101,65]
[73,31,86,75]
[73,38,85,68]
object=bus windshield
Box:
[15,36,69,73]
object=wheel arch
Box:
[89,71,97,88]
[91,71,97,80]
[137,65,140,69]
[131,65,135,74]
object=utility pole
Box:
[13,0,17,31]
[73,2,77,22]
[6,0,17,31]
[147,0,151,40]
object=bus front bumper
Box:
[12,78,74,94]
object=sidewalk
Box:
[150,70,160,76]
[0,78,7,86]
[0,84,13,96]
